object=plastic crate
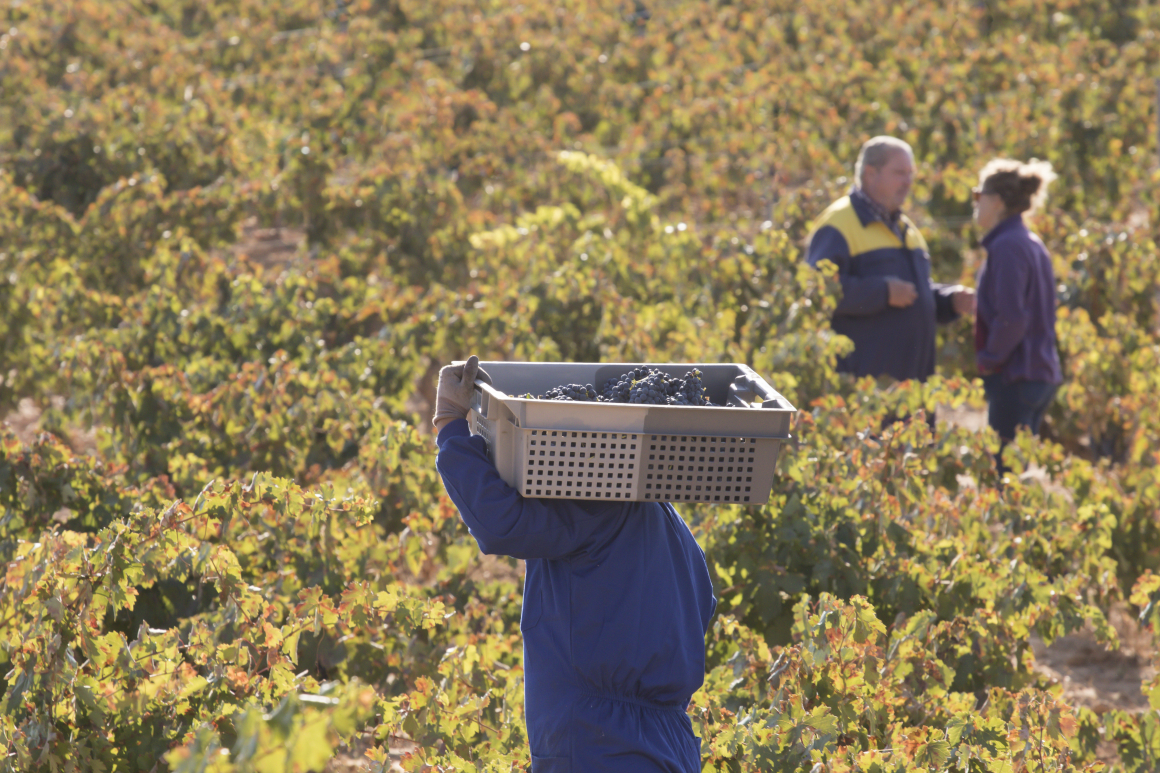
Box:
[465,362,795,505]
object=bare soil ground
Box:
[1030,605,1154,766]
[4,397,98,454]
[230,216,306,269]
[4,398,41,444]
[1030,603,1154,715]
[937,405,1156,727]
[325,732,411,772]
[936,403,989,433]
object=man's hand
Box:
[886,277,918,308]
[433,355,493,432]
[952,288,976,317]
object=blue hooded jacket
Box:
[436,419,718,772]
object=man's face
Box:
[862,150,915,213]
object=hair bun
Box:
[977,158,1056,215]
[1019,174,1043,196]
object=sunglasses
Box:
[972,187,998,202]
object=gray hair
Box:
[855,136,914,186]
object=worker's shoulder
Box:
[899,214,929,252]
[988,222,1040,250]
[987,229,1047,268]
[613,500,692,531]
[653,501,699,538]
[807,198,861,261]
[811,195,860,232]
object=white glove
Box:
[433,355,492,432]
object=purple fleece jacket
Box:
[974,215,1062,383]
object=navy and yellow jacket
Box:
[807,193,960,381]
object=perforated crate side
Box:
[521,428,642,501]
[519,429,781,504]
[639,433,780,504]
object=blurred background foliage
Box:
[1,0,1160,770]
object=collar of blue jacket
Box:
[981,213,1027,248]
[848,186,905,235]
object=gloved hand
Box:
[433,355,493,432]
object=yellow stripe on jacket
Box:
[810,196,928,257]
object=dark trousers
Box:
[981,375,1058,441]
[982,375,1058,480]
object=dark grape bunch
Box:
[600,367,651,403]
[538,368,712,406]
[626,369,672,404]
[671,369,712,406]
[538,383,599,401]
[622,368,712,405]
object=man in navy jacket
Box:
[433,357,717,772]
[807,136,975,381]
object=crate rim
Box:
[457,359,797,414]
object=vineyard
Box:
[2,0,1160,770]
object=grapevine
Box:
[0,0,1157,771]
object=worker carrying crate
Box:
[433,356,794,772]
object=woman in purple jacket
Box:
[972,158,1062,447]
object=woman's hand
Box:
[952,288,976,317]
[886,277,918,308]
